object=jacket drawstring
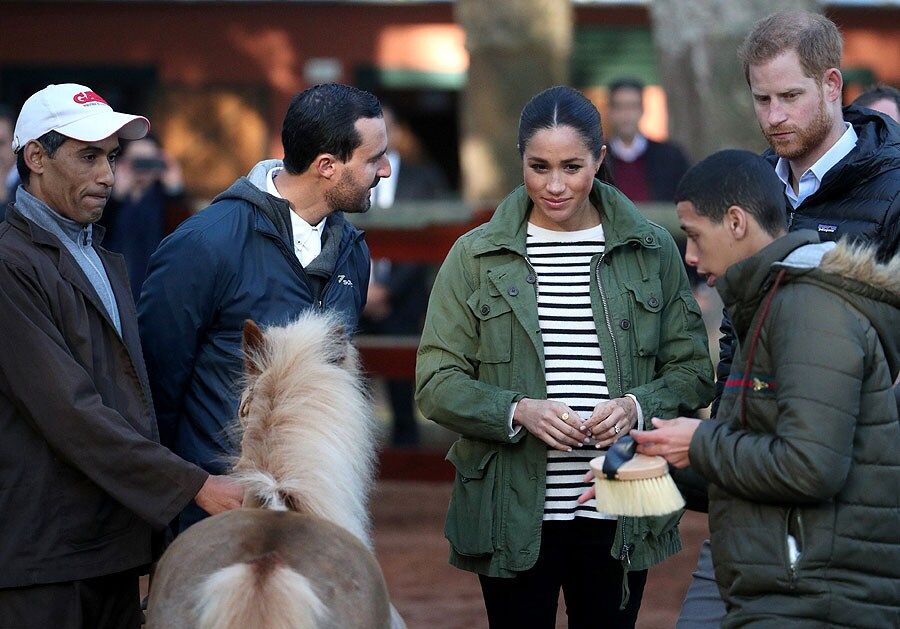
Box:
[619,564,631,610]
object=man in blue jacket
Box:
[139,83,390,532]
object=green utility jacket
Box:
[416,180,714,580]
[690,232,900,628]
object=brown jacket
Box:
[0,205,207,588]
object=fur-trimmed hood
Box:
[818,242,900,299]
[776,239,900,377]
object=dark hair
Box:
[517,85,613,184]
[738,11,842,83]
[853,84,900,115]
[608,77,645,102]
[281,83,382,175]
[675,149,786,237]
[17,130,68,186]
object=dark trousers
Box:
[387,379,419,446]
[479,518,647,629]
[0,569,141,629]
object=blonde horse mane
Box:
[231,312,377,547]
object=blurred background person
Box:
[100,135,191,302]
[362,104,449,447]
[0,105,16,209]
[606,77,699,289]
[606,77,690,204]
[853,84,900,123]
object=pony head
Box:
[230,312,376,545]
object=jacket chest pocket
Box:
[445,439,499,557]
[467,291,512,364]
[623,279,663,357]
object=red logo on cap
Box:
[72,91,107,105]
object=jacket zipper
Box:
[786,508,803,588]
[268,233,314,284]
[620,523,632,566]
[263,227,363,314]
[594,252,624,399]
[314,230,366,313]
[596,251,631,561]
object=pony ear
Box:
[242,319,266,377]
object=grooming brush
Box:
[589,436,685,517]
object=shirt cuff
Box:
[625,394,644,431]
[508,402,524,438]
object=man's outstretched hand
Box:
[194,474,244,515]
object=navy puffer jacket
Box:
[139,161,369,479]
[764,105,900,262]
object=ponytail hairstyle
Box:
[517,85,614,186]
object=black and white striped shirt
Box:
[527,222,615,521]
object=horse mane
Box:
[230,312,377,547]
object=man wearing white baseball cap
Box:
[11,83,150,153]
[0,83,243,628]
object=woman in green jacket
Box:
[415,86,714,628]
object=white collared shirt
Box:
[609,134,649,163]
[775,123,858,209]
[266,167,326,267]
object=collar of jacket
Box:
[6,203,108,249]
[763,105,900,203]
[469,179,659,257]
[5,203,145,361]
[716,230,820,337]
[228,177,365,280]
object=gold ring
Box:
[560,412,569,421]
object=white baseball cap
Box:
[12,83,149,152]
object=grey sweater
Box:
[15,186,121,335]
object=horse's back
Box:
[148,509,392,629]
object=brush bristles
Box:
[594,472,685,517]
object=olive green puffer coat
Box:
[416,180,714,581]
[690,232,900,628]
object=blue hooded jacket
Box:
[138,160,369,479]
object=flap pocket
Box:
[468,292,512,321]
[466,293,512,363]
[445,439,499,556]
[624,279,664,313]
[624,279,663,356]
[447,438,498,480]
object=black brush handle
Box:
[601,436,637,480]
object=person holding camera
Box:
[100,136,191,301]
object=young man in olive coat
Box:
[634,150,900,628]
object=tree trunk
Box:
[456,0,573,205]
[650,0,821,162]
